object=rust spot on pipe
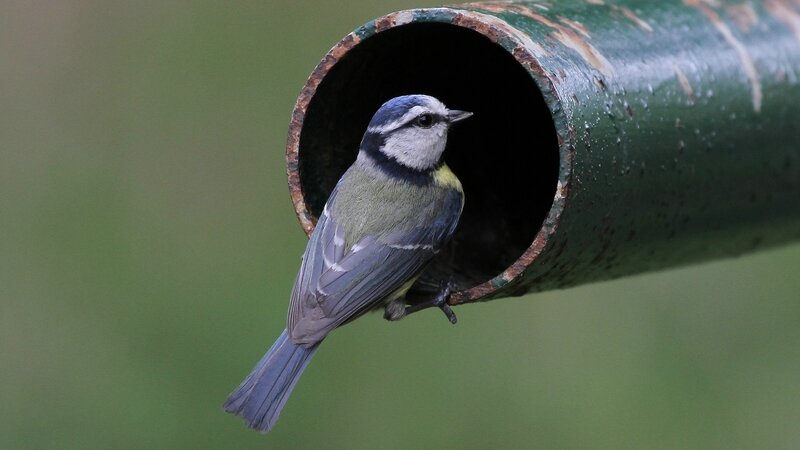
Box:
[765,0,800,42]
[461,2,505,13]
[615,6,654,32]
[374,11,416,32]
[514,6,615,77]
[726,2,759,32]
[684,0,762,112]
[558,16,591,37]
[466,3,614,76]
[455,8,550,57]
[673,63,696,101]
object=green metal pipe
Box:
[286,0,800,305]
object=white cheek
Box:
[380,126,448,170]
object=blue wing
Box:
[287,189,462,346]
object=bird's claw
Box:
[383,279,459,324]
[433,280,458,325]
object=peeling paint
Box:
[616,6,654,32]
[558,16,591,37]
[514,6,615,77]
[375,11,415,32]
[460,2,504,13]
[458,8,550,57]
[765,0,800,42]
[726,2,759,32]
[466,3,615,77]
[554,180,567,201]
[673,64,695,101]
[685,0,762,112]
[393,10,415,26]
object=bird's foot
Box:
[383,299,407,321]
[383,280,458,324]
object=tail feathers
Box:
[224,329,319,433]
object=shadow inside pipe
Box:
[298,23,559,298]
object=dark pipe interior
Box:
[298,23,559,296]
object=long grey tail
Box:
[223,329,319,433]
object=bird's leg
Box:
[383,280,458,324]
[407,281,458,324]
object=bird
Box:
[223,94,472,433]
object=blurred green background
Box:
[2,1,800,448]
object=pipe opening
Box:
[296,22,559,297]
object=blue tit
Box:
[224,94,472,433]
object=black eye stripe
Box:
[398,113,445,130]
[428,114,446,124]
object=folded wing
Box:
[287,191,461,346]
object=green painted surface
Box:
[2,1,800,449]
[458,0,800,296]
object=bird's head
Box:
[359,95,472,173]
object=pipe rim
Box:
[285,7,574,304]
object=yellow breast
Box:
[385,275,420,302]
[433,164,463,192]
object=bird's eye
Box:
[414,114,434,128]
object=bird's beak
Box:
[447,109,473,124]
